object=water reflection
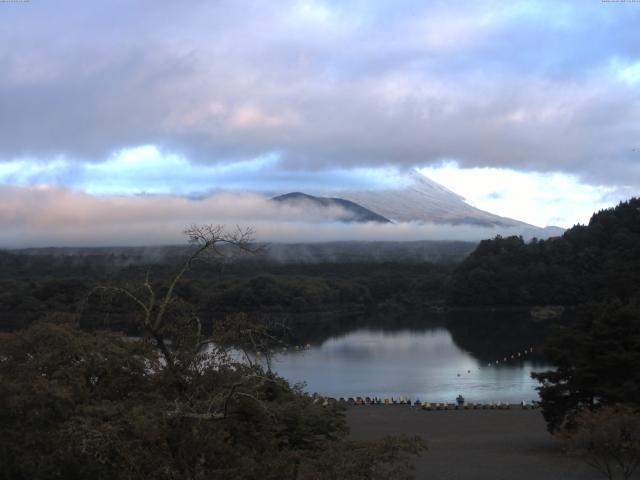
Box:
[272,326,551,403]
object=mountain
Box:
[270,171,564,238]
[320,170,564,237]
[272,192,392,223]
[327,171,517,226]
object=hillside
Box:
[449,198,640,305]
[272,192,392,223]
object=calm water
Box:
[271,327,551,404]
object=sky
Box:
[1,0,639,245]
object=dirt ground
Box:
[347,406,616,480]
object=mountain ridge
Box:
[319,170,564,236]
[272,192,392,223]
[265,170,564,238]
[329,171,527,227]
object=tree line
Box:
[449,198,640,306]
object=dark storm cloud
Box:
[1,0,640,186]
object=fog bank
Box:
[0,186,560,248]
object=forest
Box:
[0,253,451,333]
[449,198,640,306]
[2,199,640,333]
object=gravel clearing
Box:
[347,406,612,480]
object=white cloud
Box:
[610,57,640,86]
[420,162,627,227]
[1,147,631,228]
[0,145,419,197]
[0,186,560,248]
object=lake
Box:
[271,323,552,404]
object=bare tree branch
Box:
[85,224,257,370]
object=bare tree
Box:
[90,224,257,369]
[563,405,640,480]
[84,225,286,423]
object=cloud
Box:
[1,0,640,189]
[0,146,407,196]
[1,146,625,227]
[420,162,631,227]
[0,186,556,248]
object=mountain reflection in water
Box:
[272,326,551,404]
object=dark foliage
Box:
[450,198,640,306]
[532,301,640,432]
[0,320,425,480]
[0,259,451,332]
[1,224,430,480]
[563,405,640,480]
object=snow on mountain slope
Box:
[324,170,564,237]
[328,171,512,225]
